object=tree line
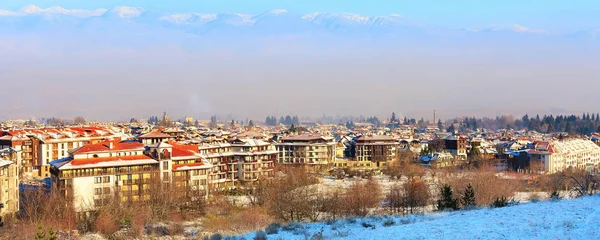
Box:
[451,113,600,135]
[264,115,300,126]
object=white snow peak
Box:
[107,6,144,19]
[0,5,107,18]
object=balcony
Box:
[121,179,153,185]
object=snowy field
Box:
[238,195,600,240]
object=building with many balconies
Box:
[275,134,336,170]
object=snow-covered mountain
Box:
[1,4,594,43]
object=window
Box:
[94,177,101,183]
[163,172,169,180]
[94,188,102,195]
[103,176,110,183]
[193,180,199,186]
[103,187,110,194]
[162,161,168,170]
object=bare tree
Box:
[342,179,382,217]
[558,168,599,197]
[402,179,430,214]
[73,116,87,125]
[264,167,320,222]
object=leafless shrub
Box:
[443,171,522,206]
[342,179,382,217]
[385,179,430,215]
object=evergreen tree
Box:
[346,121,355,130]
[437,119,443,130]
[248,120,255,128]
[390,112,397,123]
[446,124,455,133]
[209,115,218,128]
[279,116,285,125]
[289,124,297,133]
[547,124,555,133]
[230,119,235,127]
[468,147,480,160]
[285,115,292,125]
[461,184,476,208]
[437,185,459,211]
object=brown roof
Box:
[355,135,395,142]
[281,134,325,141]
[139,131,170,139]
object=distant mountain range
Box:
[0,5,598,43]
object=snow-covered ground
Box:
[238,195,600,240]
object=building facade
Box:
[230,138,277,183]
[275,134,336,169]
[0,148,19,223]
[352,135,398,168]
[529,139,600,174]
[445,135,468,160]
[1,127,120,179]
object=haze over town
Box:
[1,1,600,121]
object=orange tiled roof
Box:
[172,162,205,171]
[171,147,197,158]
[74,140,144,154]
[71,155,153,166]
[168,140,199,153]
[139,131,170,139]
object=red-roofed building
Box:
[138,131,171,145]
[50,139,212,213]
[1,126,122,179]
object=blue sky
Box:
[1,0,598,31]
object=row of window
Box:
[94,176,110,183]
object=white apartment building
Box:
[529,139,600,174]
[275,134,337,169]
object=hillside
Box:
[239,196,600,240]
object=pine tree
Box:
[437,119,443,130]
[437,185,459,211]
[461,184,476,209]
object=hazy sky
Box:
[0,2,599,122]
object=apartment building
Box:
[230,138,277,182]
[0,148,19,223]
[197,142,238,190]
[146,141,211,201]
[138,130,171,145]
[50,140,159,213]
[352,135,398,168]
[445,135,468,160]
[1,127,120,178]
[529,139,600,174]
[275,134,336,169]
[51,138,216,214]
